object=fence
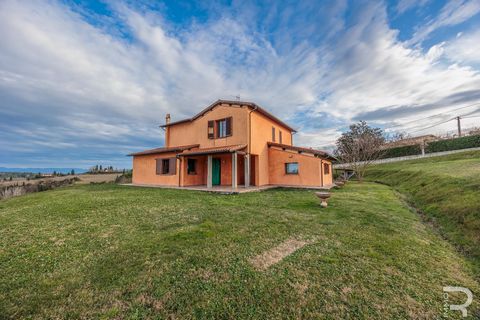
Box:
[334,147,480,169]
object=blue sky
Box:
[1,0,480,168]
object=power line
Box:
[408,118,455,134]
[385,102,480,131]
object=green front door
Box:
[212,158,221,185]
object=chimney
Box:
[165,113,171,125]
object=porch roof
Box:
[267,142,337,161]
[128,144,199,156]
[178,144,247,156]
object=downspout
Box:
[248,105,258,154]
[248,105,258,186]
[177,156,182,187]
[320,158,323,187]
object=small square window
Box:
[285,162,298,174]
[187,159,197,174]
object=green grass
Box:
[0,183,479,319]
[366,150,480,278]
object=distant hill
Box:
[0,167,87,174]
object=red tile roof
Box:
[128,144,199,156]
[178,144,247,156]
[160,100,297,132]
[267,142,336,161]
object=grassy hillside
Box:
[366,150,480,276]
[0,184,479,319]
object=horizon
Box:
[1,0,479,168]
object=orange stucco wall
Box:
[268,147,332,187]
[181,156,207,186]
[166,104,249,148]
[132,102,336,188]
[250,111,293,186]
[132,152,179,186]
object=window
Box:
[272,127,276,142]
[279,131,283,144]
[162,159,170,174]
[208,121,214,139]
[285,162,299,174]
[156,158,176,175]
[323,163,330,175]
[217,119,227,138]
[187,159,197,174]
[212,117,232,139]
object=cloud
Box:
[1,0,480,167]
[409,0,480,44]
[396,0,431,14]
[442,29,480,64]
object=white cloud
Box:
[396,0,431,14]
[409,0,480,44]
[0,0,480,166]
[442,29,480,64]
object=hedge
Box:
[379,134,480,159]
[380,144,422,159]
[425,134,480,153]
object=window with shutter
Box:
[156,159,163,175]
[162,159,170,174]
[169,158,176,175]
[208,121,214,139]
[279,131,282,144]
[226,117,232,136]
[272,127,276,142]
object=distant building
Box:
[382,134,440,149]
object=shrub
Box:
[426,134,480,153]
[380,144,422,159]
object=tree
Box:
[335,121,385,182]
[388,131,410,142]
[71,169,75,175]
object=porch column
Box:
[232,152,238,189]
[244,154,250,187]
[207,155,213,189]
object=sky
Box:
[1,0,480,169]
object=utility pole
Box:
[456,116,462,137]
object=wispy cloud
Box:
[409,0,480,44]
[0,0,480,166]
[396,0,431,14]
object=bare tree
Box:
[335,121,385,182]
[388,131,410,142]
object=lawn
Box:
[0,183,479,319]
[366,150,480,277]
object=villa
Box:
[129,100,335,190]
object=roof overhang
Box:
[267,142,337,161]
[128,144,200,156]
[160,99,297,133]
[178,144,247,157]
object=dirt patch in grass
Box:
[250,238,311,270]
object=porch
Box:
[177,144,256,189]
